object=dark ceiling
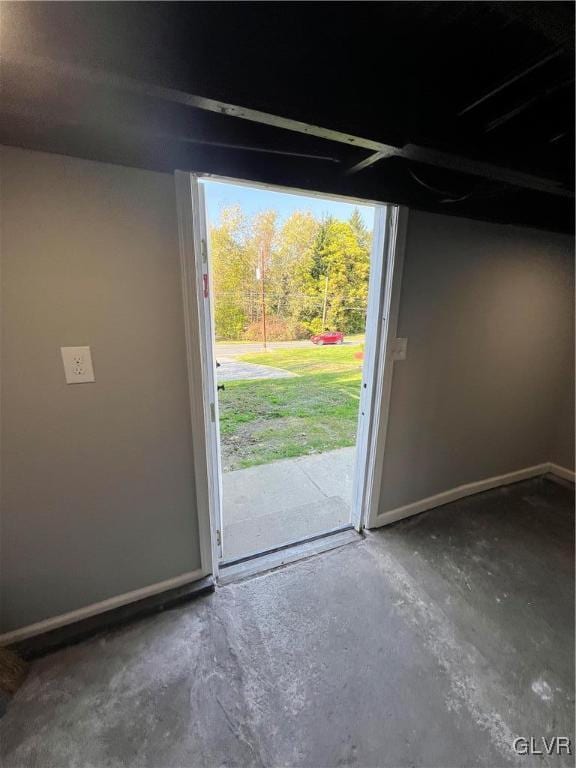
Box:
[1,2,574,231]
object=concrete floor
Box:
[1,477,574,767]
[222,447,354,560]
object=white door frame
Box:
[356,205,408,530]
[176,169,408,576]
[351,205,387,530]
[175,171,222,578]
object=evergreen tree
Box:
[349,207,365,235]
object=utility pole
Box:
[259,244,267,351]
[321,268,330,329]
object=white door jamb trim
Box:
[362,206,409,529]
[175,171,216,578]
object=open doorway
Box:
[203,180,376,561]
[176,172,405,575]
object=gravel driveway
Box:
[217,360,297,382]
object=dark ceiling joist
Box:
[457,47,564,116]
[549,131,567,144]
[344,143,572,198]
[0,102,341,164]
[7,54,386,152]
[484,77,574,133]
[6,53,573,198]
[398,144,570,196]
[344,149,397,175]
[345,145,571,197]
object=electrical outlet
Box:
[61,346,95,384]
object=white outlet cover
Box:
[392,337,408,361]
[61,346,95,384]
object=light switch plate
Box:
[61,346,95,384]
[392,337,408,361]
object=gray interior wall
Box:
[1,147,573,632]
[548,238,575,471]
[380,210,574,514]
[1,146,201,633]
[550,328,575,471]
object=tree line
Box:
[210,206,372,340]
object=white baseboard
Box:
[371,462,562,528]
[548,463,576,483]
[0,568,206,646]
[3,462,572,645]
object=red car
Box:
[311,330,344,345]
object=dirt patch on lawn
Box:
[221,417,310,471]
[220,420,266,472]
[220,415,354,472]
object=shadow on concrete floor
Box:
[2,478,572,768]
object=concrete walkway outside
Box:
[222,446,355,560]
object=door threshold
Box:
[220,523,354,567]
[217,525,362,585]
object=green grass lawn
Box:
[218,345,364,470]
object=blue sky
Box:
[202,179,375,231]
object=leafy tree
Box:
[317,219,370,334]
[210,205,372,340]
[292,216,371,334]
[210,206,252,339]
[273,212,318,323]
